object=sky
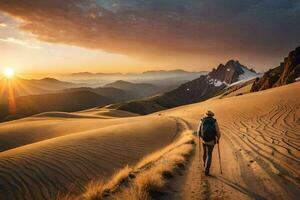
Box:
[0,0,299,78]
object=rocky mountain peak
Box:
[208,60,253,84]
[251,46,300,91]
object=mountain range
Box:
[109,60,259,114]
[111,47,300,115]
[0,77,78,99]
[1,47,299,122]
[104,80,161,98]
[0,80,162,122]
[0,90,112,122]
[66,69,207,88]
[70,69,203,77]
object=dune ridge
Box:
[0,109,139,152]
[0,115,181,200]
[62,119,195,200]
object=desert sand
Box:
[0,82,299,200]
[0,109,182,199]
[159,81,300,200]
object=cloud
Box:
[0,0,299,63]
[0,37,41,49]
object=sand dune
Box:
[0,109,140,152]
[78,108,139,118]
[0,82,299,200]
[159,82,300,199]
[0,112,182,200]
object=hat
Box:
[206,110,214,117]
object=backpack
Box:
[201,117,217,142]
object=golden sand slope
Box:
[159,82,300,200]
[0,109,138,152]
[0,82,299,200]
[0,109,180,200]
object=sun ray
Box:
[1,68,17,114]
[3,67,15,79]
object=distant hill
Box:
[70,72,122,77]
[62,86,137,102]
[0,90,112,122]
[20,77,76,92]
[66,70,206,89]
[109,60,258,114]
[0,77,78,98]
[69,69,203,78]
[0,81,144,122]
[251,46,300,91]
[141,69,202,76]
[105,80,161,98]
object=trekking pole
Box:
[217,141,223,174]
[198,137,201,162]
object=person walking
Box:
[198,111,221,176]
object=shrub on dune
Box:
[112,185,149,200]
[64,131,195,200]
[112,136,195,199]
[135,168,166,196]
[82,180,106,200]
[105,165,132,191]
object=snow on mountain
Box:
[207,76,228,87]
[225,67,260,87]
[239,66,259,81]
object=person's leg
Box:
[205,145,215,175]
[202,144,207,167]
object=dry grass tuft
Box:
[79,166,132,200]
[112,185,150,200]
[153,162,175,179]
[105,165,132,190]
[136,131,194,170]
[112,136,195,200]
[113,166,166,200]
[135,168,165,195]
[82,180,106,200]
[64,130,195,200]
[135,146,172,170]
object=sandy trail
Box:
[160,82,300,200]
[165,137,256,200]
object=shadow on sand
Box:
[212,176,267,200]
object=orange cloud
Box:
[0,37,41,49]
[0,0,299,70]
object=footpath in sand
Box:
[161,82,300,200]
[167,138,270,200]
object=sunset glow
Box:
[0,1,299,77]
[3,67,15,79]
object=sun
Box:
[3,67,15,79]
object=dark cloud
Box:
[0,0,299,66]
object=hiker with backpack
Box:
[198,111,221,176]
